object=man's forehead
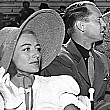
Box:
[86,5,102,17]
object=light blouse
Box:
[0,75,87,110]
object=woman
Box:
[0,9,89,110]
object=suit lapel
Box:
[92,50,105,99]
[65,40,107,100]
[76,57,91,86]
[65,40,91,86]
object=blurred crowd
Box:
[0,0,96,28]
[1,0,110,58]
[0,0,109,55]
[0,1,67,28]
[0,1,109,43]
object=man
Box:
[16,1,35,26]
[41,1,110,110]
[38,3,50,10]
[56,5,66,17]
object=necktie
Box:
[88,51,95,110]
[88,51,94,87]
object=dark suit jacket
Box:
[41,39,110,103]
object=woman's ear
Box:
[76,21,84,32]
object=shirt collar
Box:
[73,40,90,59]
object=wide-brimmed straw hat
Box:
[0,9,65,73]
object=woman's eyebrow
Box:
[20,43,31,47]
[35,44,40,46]
[21,43,40,47]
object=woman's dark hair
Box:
[21,29,36,36]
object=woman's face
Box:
[13,33,41,73]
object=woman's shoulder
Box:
[35,75,76,82]
[34,75,80,95]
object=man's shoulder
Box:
[56,46,73,64]
[40,46,75,76]
[40,44,79,76]
[57,45,79,64]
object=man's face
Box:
[83,5,106,42]
[13,33,41,74]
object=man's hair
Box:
[62,1,96,34]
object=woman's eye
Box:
[23,47,30,51]
[36,47,41,52]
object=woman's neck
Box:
[11,70,35,88]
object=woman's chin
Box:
[29,68,39,73]
[28,65,40,73]
[18,66,40,74]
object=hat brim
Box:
[0,27,21,73]
[0,9,65,72]
[20,9,65,69]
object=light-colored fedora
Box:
[0,9,65,73]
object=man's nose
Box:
[100,19,106,32]
[101,19,106,27]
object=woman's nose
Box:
[32,50,41,59]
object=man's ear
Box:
[76,21,84,32]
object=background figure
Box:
[56,5,66,17]
[104,8,110,14]
[41,1,110,110]
[38,3,50,10]
[0,12,4,29]
[16,1,35,26]
[95,11,110,58]
[82,0,95,3]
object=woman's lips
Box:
[30,61,39,64]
